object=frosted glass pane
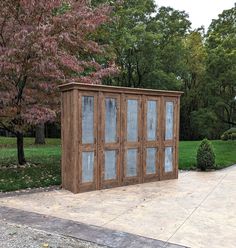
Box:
[105,98,117,143]
[146,148,156,175]
[165,102,174,140]
[147,101,157,141]
[104,150,117,180]
[82,152,94,183]
[165,147,173,172]
[82,96,94,144]
[127,100,138,142]
[126,149,137,177]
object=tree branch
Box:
[0,16,7,47]
[0,121,16,135]
[215,112,236,126]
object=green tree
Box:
[180,30,208,140]
[148,7,191,90]
[108,0,157,87]
[206,5,236,128]
[96,1,191,90]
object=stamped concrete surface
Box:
[0,206,183,248]
[0,166,236,248]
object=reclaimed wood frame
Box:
[59,83,182,193]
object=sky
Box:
[155,0,235,30]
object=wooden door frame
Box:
[160,97,178,180]
[121,94,142,185]
[78,91,98,192]
[99,92,121,189]
[142,95,161,182]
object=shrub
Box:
[221,133,228,140]
[221,127,236,141]
[196,139,215,171]
[229,127,236,133]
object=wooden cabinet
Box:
[60,83,182,193]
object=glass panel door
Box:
[123,95,142,185]
[79,92,98,192]
[162,98,177,179]
[100,93,120,189]
[143,96,160,181]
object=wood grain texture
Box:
[100,93,121,189]
[143,96,161,183]
[59,83,183,97]
[60,84,182,193]
[61,90,79,193]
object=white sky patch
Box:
[155,0,235,30]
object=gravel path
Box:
[0,220,106,248]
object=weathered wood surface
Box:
[60,83,182,193]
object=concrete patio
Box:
[0,165,235,248]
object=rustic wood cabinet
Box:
[59,83,182,193]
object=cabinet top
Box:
[59,82,183,97]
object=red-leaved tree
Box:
[0,0,117,164]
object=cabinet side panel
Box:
[61,90,79,192]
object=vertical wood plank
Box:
[73,89,80,192]
[175,96,180,179]
[120,93,125,185]
[61,89,79,193]
[98,91,103,189]
[159,96,165,180]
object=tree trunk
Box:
[35,123,45,144]
[16,132,26,165]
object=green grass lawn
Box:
[0,137,61,192]
[0,136,235,192]
[179,140,236,170]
